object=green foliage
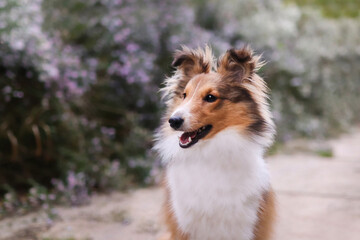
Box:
[285,0,360,18]
[0,0,161,200]
[0,47,63,192]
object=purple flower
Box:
[67,172,77,189]
[126,43,139,52]
[113,28,131,43]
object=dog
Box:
[154,45,276,240]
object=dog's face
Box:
[169,73,260,148]
[162,46,273,148]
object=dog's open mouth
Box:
[179,125,212,148]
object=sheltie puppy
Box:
[154,46,276,240]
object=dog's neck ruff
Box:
[155,127,270,240]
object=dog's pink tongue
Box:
[180,131,197,144]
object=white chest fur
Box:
[157,128,270,240]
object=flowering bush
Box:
[0,0,220,211]
[0,0,359,214]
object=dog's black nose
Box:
[169,117,184,130]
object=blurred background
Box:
[0,0,359,239]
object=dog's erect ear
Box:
[160,46,214,105]
[172,46,212,78]
[217,46,261,82]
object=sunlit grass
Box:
[316,149,334,158]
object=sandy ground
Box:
[1,128,360,240]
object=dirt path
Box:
[1,128,360,240]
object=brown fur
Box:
[161,46,213,104]
[253,190,276,240]
[167,72,264,139]
[172,47,212,77]
[217,46,260,82]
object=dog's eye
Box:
[204,94,217,103]
[183,93,186,99]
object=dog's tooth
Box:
[188,137,191,142]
